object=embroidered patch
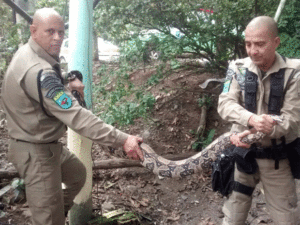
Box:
[40,72,64,99]
[53,91,72,109]
[222,68,235,93]
[238,67,246,77]
[236,67,246,90]
[222,80,231,93]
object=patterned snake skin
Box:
[140,115,282,178]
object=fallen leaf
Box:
[103,181,116,190]
[129,198,140,208]
[171,117,179,125]
[166,214,180,221]
[138,198,149,207]
[185,134,192,140]
[162,144,174,149]
[168,127,174,132]
[198,217,215,225]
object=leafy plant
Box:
[192,129,216,151]
[93,66,155,127]
[198,94,213,108]
[276,0,300,58]
[0,2,23,77]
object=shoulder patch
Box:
[238,67,246,77]
[236,67,246,90]
[40,71,64,99]
[53,91,72,109]
[222,68,235,93]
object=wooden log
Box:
[0,170,18,179]
[0,152,196,179]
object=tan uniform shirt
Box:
[1,37,128,147]
[218,52,300,147]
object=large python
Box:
[139,115,282,178]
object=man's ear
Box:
[274,36,280,48]
[30,24,37,38]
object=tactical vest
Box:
[244,68,285,115]
[212,60,299,197]
[244,60,298,169]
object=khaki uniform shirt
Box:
[218,52,300,147]
[1,37,128,147]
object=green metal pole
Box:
[68,0,93,109]
[68,0,93,224]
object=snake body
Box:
[140,115,282,178]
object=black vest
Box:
[244,64,298,170]
[244,68,285,115]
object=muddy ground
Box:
[0,61,300,225]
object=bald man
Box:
[218,16,300,224]
[1,8,143,225]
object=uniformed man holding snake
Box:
[218,16,300,224]
[1,8,143,225]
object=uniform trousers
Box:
[7,139,86,225]
[222,158,299,225]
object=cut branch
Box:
[196,96,208,138]
[188,95,208,150]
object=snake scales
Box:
[139,115,282,178]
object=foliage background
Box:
[1,0,300,77]
[1,0,300,126]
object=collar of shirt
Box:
[245,52,287,78]
[28,37,59,68]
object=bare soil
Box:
[0,61,299,225]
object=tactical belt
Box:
[11,138,58,144]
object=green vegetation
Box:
[192,94,215,151]
[192,128,216,150]
[1,0,300,131]
[94,0,291,70]
[0,2,22,77]
[276,0,300,58]
[93,64,155,127]
[198,94,213,108]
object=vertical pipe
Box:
[274,0,287,22]
[68,0,93,224]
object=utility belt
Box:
[254,146,287,159]
[212,137,300,197]
[10,138,58,145]
[251,137,288,170]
